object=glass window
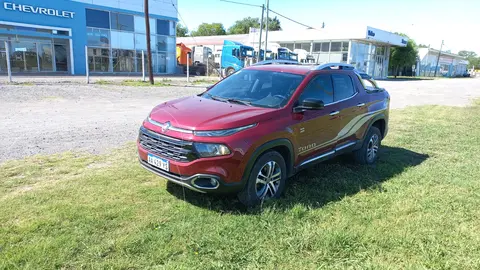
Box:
[111,31,134,50]
[332,74,355,101]
[298,75,333,104]
[87,28,110,47]
[330,42,341,52]
[38,44,53,71]
[313,43,321,52]
[157,20,169,35]
[86,9,110,29]
[155,36,174,52]
[10,42,38,72]
[157,52,166,73]
[166,52,176,73]
[88,48,110,72]
[301,43,310,51]
[170,21,176,36]
[134,34,156,51]
[134,17,156,34]
[112,49,135,72]
[285,44,294,51]
[111,13,134,32]
[294,43,301,49]
[53,30,70,36]
[202,69,304,108]
[342,42,349,52]
[321,42,330,52]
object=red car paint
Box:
[138,64,389,194]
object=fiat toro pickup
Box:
[138,62,389,206]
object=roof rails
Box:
[315,63,355,70]
[252,59,300,66]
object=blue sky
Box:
[178,0,480,54]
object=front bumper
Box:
[138,157,244,194]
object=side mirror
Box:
[293,98,324,113]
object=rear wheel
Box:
[238,151,287,207]
[353,126,381,165]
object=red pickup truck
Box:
[138,62,389,206]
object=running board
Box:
[298,141,357,168]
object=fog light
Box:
[193,177,219,189]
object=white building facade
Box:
[178,26,408,79]
[416,48,468,77]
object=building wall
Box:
[0,0,177,75]
[417,48,468,77]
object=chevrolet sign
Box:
[3,2,75,18]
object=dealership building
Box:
[178,26,409,79]
[0,0,178,75]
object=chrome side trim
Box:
[299,141,357,167]
[299,151,335,167]
[335,141,357,151]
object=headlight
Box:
[194,143,231,157]
[194,124,256,137]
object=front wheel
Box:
[226,68,235,77]
[353,126,382,165]
[238,151,287,207]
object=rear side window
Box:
[332,74,356,101]
[298,74,334,104]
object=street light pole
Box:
[433,40,444,77]
[144,0,154,84]
[257,4,265,62]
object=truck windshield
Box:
[202,69,304,108]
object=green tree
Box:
[458,50,480,68]
[191,23,226,36]
[389,34,418,77]
[228,17,259,34]
[176,23,188,37]
[267,16,281,31]
[227,16,282,35]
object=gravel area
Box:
[1,77,479,163]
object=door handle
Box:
[357,103,366,107]
[329,111,340,116]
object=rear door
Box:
[330,73,367,149]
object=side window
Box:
[332,74,356,101]
[298,75,334,104]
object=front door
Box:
[291,74,342,165]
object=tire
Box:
[353,126,382,165]
[237,151,287,207]
[226,68,235,77]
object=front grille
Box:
[139,127,197,162]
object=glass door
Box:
[10,42,38,72]
[54,44,68,72]
[0,41,6,73]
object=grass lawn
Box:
[1,101,480,269]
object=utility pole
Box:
[264,0,269,61]
[433,40,444,78]
[257,4,265,62]
[144,0,154,84]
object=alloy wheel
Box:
[366,133,380,162]
[255,161,282,199]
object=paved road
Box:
[1,77,479,162]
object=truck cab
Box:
[221,40,254,76]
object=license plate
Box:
[147,153,169,171]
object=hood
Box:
[149,96,275,130]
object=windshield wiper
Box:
[225,98,252,106]
[205,93,228,103]
[205,94,252,106]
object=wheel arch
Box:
[240,138,295,188]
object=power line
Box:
[170,0,199,45]
[220,0,262,8]
[267,8,317,30]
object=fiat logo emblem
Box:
[162,121,171,132]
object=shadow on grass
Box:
[166,146,429,214]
